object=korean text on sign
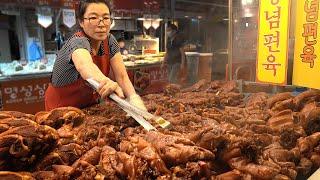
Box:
[301,0,319,68]
[257,0,290,84]
[293,0,320,89]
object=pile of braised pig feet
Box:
[0,80,320,179]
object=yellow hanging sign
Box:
[256,0,290,84]
[293,0,320,89]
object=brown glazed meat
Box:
[0,81,320,179]
[0,122,59,171]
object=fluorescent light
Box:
[152,20,160,29]
[37,15,52,28]
[143,20,152,29]
[244,8,253,17]
[242,0,253,6]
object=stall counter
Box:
[0,73,51,114]
[125,60,168,95]
[0,59,168,114]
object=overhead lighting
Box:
[37,15,52,28]
[152,20,160,29]
[242,0,253,6]
[244,8,253,17]
[143,20,152,29]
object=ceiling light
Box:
[242,0,253,6]
[152,20,160,29]
[143,20,152,29]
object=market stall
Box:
[0,53,167,113]
[0,54,55,114]
[0,0,78,113]
[0,0,167,113]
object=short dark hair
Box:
[77,0,113,21]
[117,38,125,42]
[167,24,178,31]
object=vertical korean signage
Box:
[293,0,320,89]
[256,0,291,84]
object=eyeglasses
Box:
[83,16,113,26]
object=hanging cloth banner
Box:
[62,9,76,28]
[256,0,291,85]
[293,0,320,89]
[37,14,53,28]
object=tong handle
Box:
[86,78,126,104]
[86,78,100,90]
[86,78,156,131]
[86,78,150,119]
[86,78,170,129]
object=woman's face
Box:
[80,3,111,41]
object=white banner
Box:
[62,9,76,28]
[37,15,52,28]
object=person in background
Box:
[28,39,42,62]
[162,23,185,84]
[117,38,129,55]
[45,0,146,111]
[55,24,68,50]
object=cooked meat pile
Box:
[1,80,320,180]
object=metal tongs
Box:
[86,78,171,131]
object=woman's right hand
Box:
[98,78,125,100]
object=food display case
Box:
[123,53,168,94]
[0,54,56,114]
[0,53,167,113]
